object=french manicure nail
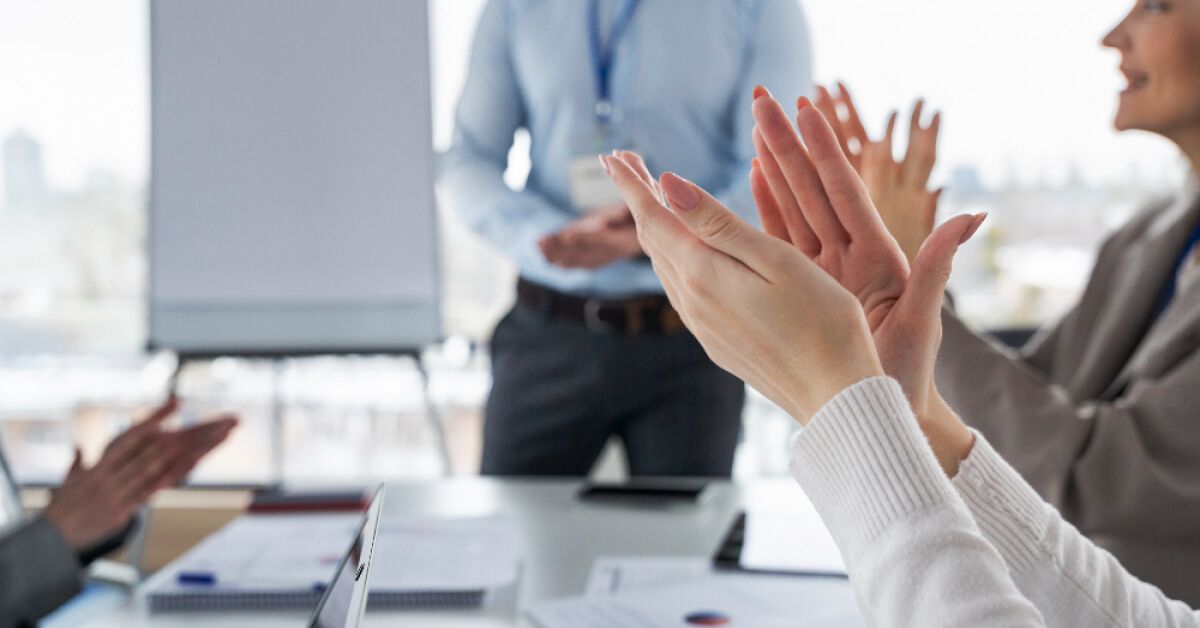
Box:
[598,154,610,175]
[661,172,702,211]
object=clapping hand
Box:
[751,87,978,473]
[41,398,238,551]
[814,83,943,264]
[600,149,883,421]
[601,87,980,474]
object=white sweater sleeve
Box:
[789,377,1045,627]
[952,431,1200,627]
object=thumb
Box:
[904,212,986,317]
[659,171,781,278]
[66,447,85,479]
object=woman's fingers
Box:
[902,212,986,322]
[751,89,847,247]
[904,109,941,187]
[602,154,691,285]
[752,128,820,255]
[614,150,657,194]
[657,172,779,280]
[750,159,790,244]
[835,82,870,149]
[814,85,853,163]
[793,101,886,237]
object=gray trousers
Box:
[481,303,745,477]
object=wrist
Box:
[918,390,975,477]
[789,355,886,425]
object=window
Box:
[0,0,1182,483]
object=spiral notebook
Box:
[146,513,519,612]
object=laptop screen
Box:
[308,485,385,628]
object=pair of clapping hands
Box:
[41,398,237,553]
[601,85,979,475]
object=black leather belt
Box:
[516,278,686,336]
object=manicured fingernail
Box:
[751,157,761,171]
[753,85,770,100]
[960,212,988,244]
[798,96,812,110]
[660,172,701,211]
[598,154,610,174]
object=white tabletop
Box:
[82,478,862,627]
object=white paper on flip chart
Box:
[527,576,863,628]
[741,509,846,574]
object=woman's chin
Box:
[1112,107,1149,133]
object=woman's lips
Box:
[1121,68,1149,94]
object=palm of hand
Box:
[809,208,933,411]
[813,232,908,332]
[750,90,981,419]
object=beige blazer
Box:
[937,184,1200,606]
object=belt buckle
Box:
[583,299,620,335]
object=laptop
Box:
[307,485,386,628]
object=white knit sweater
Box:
[789,376,1199,627]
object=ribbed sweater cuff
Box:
[789,376,959,562]
[951,432,1050,570]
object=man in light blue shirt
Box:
[441,0,813,476]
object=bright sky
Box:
[0,0,1183,191]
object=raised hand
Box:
[815,83,943,263]
[41,399,238,551]
[601,150,884,422]
[750,87,979,473]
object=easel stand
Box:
[125,347,450,578]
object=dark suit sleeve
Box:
[0,518,83,628]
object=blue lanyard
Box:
[1157,218,1200,315]
[588,0,641,124]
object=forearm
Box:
[790,377,1045,627]
[953,434,1200,627]
[439,144,573,270]
[0,517,83,627]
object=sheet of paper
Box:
[148,514,522,596]
[741,509,846,575]
[371,515,521,590]
[528,576,863,628]
[153,513,361,592]
[585,557,711,596]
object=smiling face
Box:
[1103,0,1200,139]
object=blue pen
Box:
[177,571,217,585]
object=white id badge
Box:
[568,154,625,212]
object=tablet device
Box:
[577,478,709,502]
[307,485,385,628]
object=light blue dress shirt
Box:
[439,0,814,298]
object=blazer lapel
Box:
[1095,189,1200,399]
[1069,187,1200,399]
